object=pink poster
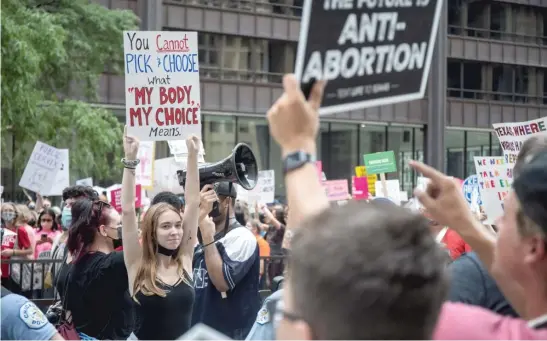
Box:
[323,179,349,201]
[110,184,142,212]
[352,176,369,200]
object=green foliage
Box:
[1,0,139,186]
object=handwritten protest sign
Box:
[323,179,349,201]
[351,176,368,200]
[236,170,275,205]
[474,157,512,224]
[124,31,201,141]
[19,142,64,194]
[109,184,142,212]
[136,141,155,189]
[493,117,547,164]
[41,149,69,196]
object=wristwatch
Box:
[283,151,316,175]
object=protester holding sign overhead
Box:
[121,126,201,340]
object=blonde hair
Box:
[132,203,185,303]
[15,204,32,225]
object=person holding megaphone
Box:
[120,127,201,340]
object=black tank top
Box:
[134,271,195,340]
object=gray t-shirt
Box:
[448,252,518,317]
[1,289,58,340]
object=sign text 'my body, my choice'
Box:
[124,31,202,141]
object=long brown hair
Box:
[132,203,185,303]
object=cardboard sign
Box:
[323,179,349,201]
[19,142,66,195]
[41,149,69,196]
[374,179,402,205]
[474,157,512,224]
[76,178,93,187]
[294,0,444,115]
[236,170,275,205]
[124,31,201,141]
[355,166,367,177]
[363,151,397,175]
[351,176,369,200]
[492,117,547,165]
[462,175,482,206]
[110,184,142,212]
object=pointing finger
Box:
[409,160,445,182]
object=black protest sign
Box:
[295,0,443,115]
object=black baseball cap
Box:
[214,182,238,199]
[513,149,547,235]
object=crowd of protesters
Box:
[2,74,547,340]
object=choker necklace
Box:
[157,244,179,256]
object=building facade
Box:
[94,0,547,198]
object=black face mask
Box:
[157,244,179,257]
[110,227,123,249]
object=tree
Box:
[1,0,139,189]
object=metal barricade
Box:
[1,258,64,301]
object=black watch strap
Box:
[283,151,316,175]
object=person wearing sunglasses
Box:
[54,198,133,340]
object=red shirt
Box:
[1,226,31,278]
[434,302,547,339]
[440,229,471,260]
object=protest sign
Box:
[364,151,397,197]
[323,179,349,201]
[294,0,443,115]
[147,157,186,198]
[136,141,155,189]
[493,117,547,164]
[76,178,93,187]
[236,170,275,205]
[109,184,142,212]
[41,149,69,196]
[124,31,201,141]
[374,179,402,205]
[19,142,64,194]
[474,157,512,224]
[462,175,482,207]
[351,176,369,200]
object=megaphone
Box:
[177,143,258,191]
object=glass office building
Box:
[93,0,547,199]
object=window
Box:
[514,66,529,102]
[414,127,425,186]
[490,3,507,39]
[448,0,463,34]
[359,124,386,157]
[447,60,462,97]
[492,65,514,101]
[324,123,358,184]
[203,115,236,163]
[465,131,491,178]
[445,130,465,179]
[222,36,252,80]
[197,33,221,68]
[491,132,503,156]
[316,123,329,162]
[462,62,482,99]
[388,127,414,195]
[467,1,489,38]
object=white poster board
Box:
[41,149,69,196]
[236,170,275,206]
[19,142,64,194]
[374,179,402,206]
[124,31,202,141]
[136,141,155,189]
[76,178,94,187]
[474,156,512,224]
[147,157,186,198]
[493,117,547,164]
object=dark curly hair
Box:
[62,186,99,201]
